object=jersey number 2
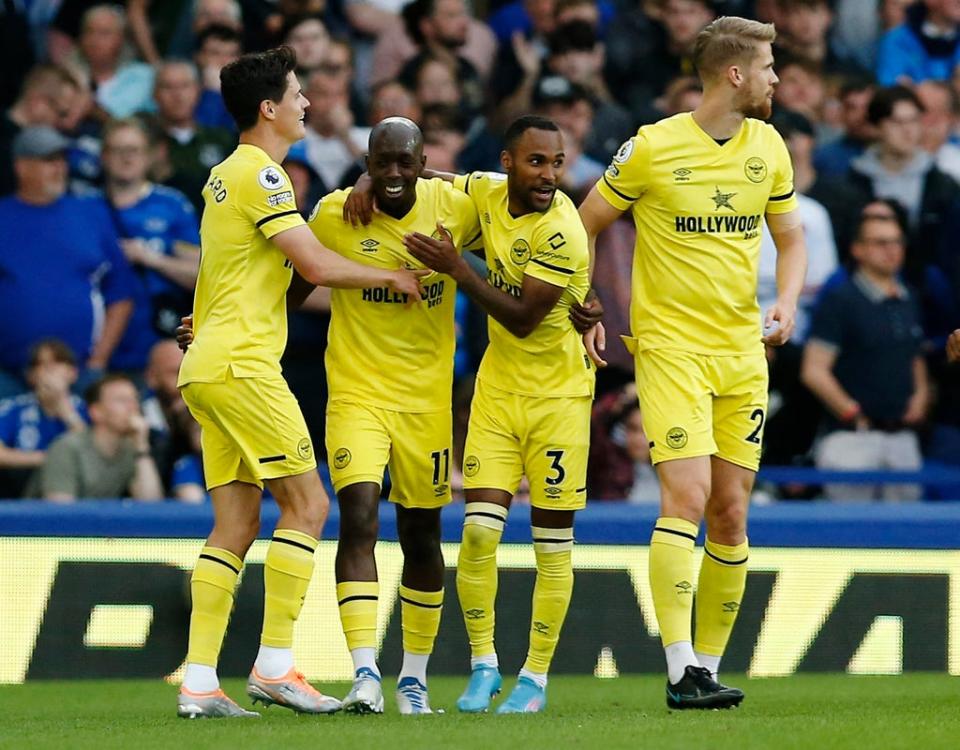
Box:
[745,409,765,444]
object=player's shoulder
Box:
[464,170,507,196]
[744,117,786,145]
[221,145,290,186]
[635,112,690,143]
[536,190,587,249]
[307,187,348,224]
[425,176,475,212]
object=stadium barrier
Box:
[2,500,959,684]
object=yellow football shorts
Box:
[180,370,317,490]
[463,379,590,510]
[634,348,768,471]
[325,400,453,508]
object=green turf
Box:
[0,674,955,750]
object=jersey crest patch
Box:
[258,166,286,190]
[744,157,767,183]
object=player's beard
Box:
[742,94,773,120]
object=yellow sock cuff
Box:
[337,581,379,651]
[400,585,444,655]
[704,538,749,565]
[532,526,574,553]
[273,528,319,551]
[399,585,445,608]
[464,502,509,532]
[194,547,242,593]
[651,517,699,549]
[266,529,317,579]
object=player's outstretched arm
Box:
[272,224,427,301]
[764,209,808,346]
[404,223,563,338]
[948,330,960,363]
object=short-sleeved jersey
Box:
[454,171,594,398]
[596,113,799,356]
[178,144,305,386]
[309,178,482,412]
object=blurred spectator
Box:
[0,126,134,399]
[605,0,714,124]
[140,339,195,491]
[283,150,325,214]
[394,0,486,116]
[877,0,960,86]
[66,4,155,119]
[370,0,498,87]
[813,74,877,179]
[772,53,827,127]
[282,13,330,76]
[760,110,839,466]
[589,212,636,374]
[915,79,960,182]
[192,24,243,131]
[151,59,235,213]
[775,0,863,75]
[832,0,912,71]
[657,74,702,117]
[588,384,659,502]
[0,0,35,109]
[100,117,200,372]
[1,64,81,196]
[802,213,928,501]
[367,80,422,125]
[407,54,468,112]
[31,374,164,501]
[0,340,87,499]
[298,68,368,191]
[322,36,367,123]
[847,85,960,273]
[126,0,195,66]
[171,417,206,502]
[421,103,468,171]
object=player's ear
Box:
[500,149,512,171]
[260,99,276,121]
[728,64,743,88]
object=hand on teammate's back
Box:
[176,315,194,352]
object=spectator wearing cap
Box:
[0,126,135,400]
[877,0,960,86]
[0,339,87,499]
[605,0,715,125]
[370,0,498,88]
[802,212,929,501]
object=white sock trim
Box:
[471,654,499,670]
[253,645,294,679]
[399,652,430,685]
[695,652,721,680]
[664,641,699,685]
[183,663,219,693]
[351,647,380,676]
[518,667,547,689]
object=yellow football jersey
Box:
[179,144,305,385]
[453,171,594,398]
[597,112,799,356]
[309,178,482,412]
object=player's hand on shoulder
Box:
[342,173,377,226]
[176,315,194,352]
[948,330,960,363]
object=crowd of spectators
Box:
[0,0,959,502]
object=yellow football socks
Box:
[649,517,699,647]
[399,585,444,655]
[337,580,380,651]
[523,526,575,674]
[186,546,242,666]
[694,537,749,658]
[457,502,508,658]
[261,528,318,648]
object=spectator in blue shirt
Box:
[0,126,135,399]
[0,339,87,498]
[100,117,199,373]
[192,24,242,132]
[876,0,960,86]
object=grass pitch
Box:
[1,674,955,750]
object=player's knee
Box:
[212,514,260,555]
[339,513,378,554]
[659,480,709,519]
[704,499,747,542]
[398,512,442,563]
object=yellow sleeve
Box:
[306,190,346,251]
[448,189,482,254]
[524,210,584,289]
[765,128,799,215]
[238,161,305,239]
[595,131,650,212]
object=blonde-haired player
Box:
[579,16,807,709]
[175,46,424,719]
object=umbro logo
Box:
[464,608,485,620]
[361,239,379,252]
[533,620,550,635]
[484,212,492,224]
[673,168,693,182]
[722,601,740,613]
[676,580,693,593]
